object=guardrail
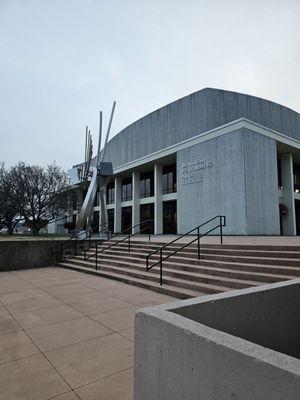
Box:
[146,216,226,285]
[84,220,154,270]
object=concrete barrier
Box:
[134,279,300,400]
[0,239,67,270]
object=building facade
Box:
[65,88,300,236]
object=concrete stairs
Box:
[58,238,300,299]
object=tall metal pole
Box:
[96,111,103,167]
[84,126,88,164]
[100,101,116,163]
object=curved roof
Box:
[94,88,300,169]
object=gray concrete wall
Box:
[134,280,300,400]
[173,283,300,359]
[176,129,280,235]
[98,88,300,170]
[176,130,247,235]
[243,130,280,235]
[0,240,66,270]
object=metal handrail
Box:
[91,219,154,250]
[146,215,226,286]
[83,220,154,269]
[54,221,111,261]
[115,219,154,236]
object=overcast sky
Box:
[0,0,299,170]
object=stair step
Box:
[63,258,235,293]
[111,242,300,258]
[58,237,300,298]
[106,239,300,252]
[58,262,206,299]
[73,253,296,283]
[106,241,300,252]
[71,256,265,289]
[84,247,300,271]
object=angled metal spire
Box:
[100,101,116,163]
[96,111,103,167]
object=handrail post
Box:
[128,234,131,253]
[84,249,86,260]
[197,227,200,260]
[160,248,163,286]
[95,244,98,270]
[220,216,223,244]
[146,256,149,270]
[148,222,151,242]
[75,237,78,255]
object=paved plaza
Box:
[0,267,175,400]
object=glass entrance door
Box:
[163,200,177,234]
[140,203,154,234]
[92,211,99,233]
[121,206,132,232]
[107,209,115,234]
[295,200,300,235]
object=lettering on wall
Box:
[181,158,213,185]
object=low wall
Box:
[0,239,67,271]
[134,280,300,400]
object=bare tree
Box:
[0,164,20,234]
[10,162,69,235]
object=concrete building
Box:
[65,88,300,236]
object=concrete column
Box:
[132,171,140,233]
[154,164,163,234]
[114,176,122,233]
[77,189,83,211]
[281,153,296,235]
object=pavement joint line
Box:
[0,351,40,367]
[46,389,82,400]
[4,300,75,315]
[41,330,117,353]
[21,311,95,329]
[87,314,134,342]
[30,278,138,318]
[117,331,134,343]
[72,366,134,391]
[19,313,87,331]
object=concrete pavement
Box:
[0,267,175,400]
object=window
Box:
[293,163,300,193]
[277,158,282,189]
[92,211,99,233]
[162,164,177,194]
[106,182,115,204]
[71,191,77,209]
[122,178,132,201]
[140,171,154,198]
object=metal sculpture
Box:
[76,102,116,234]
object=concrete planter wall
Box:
[0,239,67,270]
[134,280,300,400]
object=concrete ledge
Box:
[0,240,66,270]
[134,280,300,400]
